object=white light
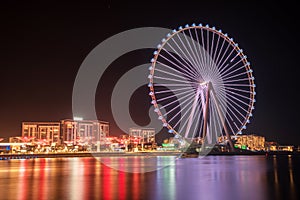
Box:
[73,117,83,121]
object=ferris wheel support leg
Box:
[184,85,202,138]
[202,84,210,141]
[210,83,235,152]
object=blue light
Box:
[253,91,256,95]
[212,26,216,30]
[148,83,152,87]
[205,24,209,28]
[157,44,162,48]
[235,43,239,47]
[151,100,156,104]
[218,29,222,33]
[158,116,163,120]
[148,74,152,79]
[179,26,183,30]
[167,33,171,37]
[198,23,202,27]
[153,51,158,55]
[148,66,153,70]
[154,108,159,112]
[168,129,174,133]
[151,58,155,63]
[185,24,189,28]
[224,33,228,37]
[149,91,154,96]
[192,23,196,27]
[172,29,176,33]
[242,125,247,129]
[161,38,166,43]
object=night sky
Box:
[0,1,298,145]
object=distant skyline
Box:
[0,2,298,145]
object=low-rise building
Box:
[129,128,155,143]
[234,134,265,151]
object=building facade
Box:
[129,128,155,143]
[22,119,109,145]
[234,134,265,151]
[22,122,61,144]
[60,119,109,144]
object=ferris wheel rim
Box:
[149,23,256,137]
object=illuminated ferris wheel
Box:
[148,23,256,148]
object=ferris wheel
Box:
[148,23,255,148]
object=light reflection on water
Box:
[0,155,299,200]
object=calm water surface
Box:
[0,155,299,200]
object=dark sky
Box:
[0,1,299,145]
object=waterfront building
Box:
[234,134,265,151]
[22,122,61,144]
[60,119,109,145]
[129,128,155,143]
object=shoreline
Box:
[0,150,299,160]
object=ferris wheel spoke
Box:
[176,31,200,69]
[169,37,200,75]
[222,77,252,84]
[168,96,195,127]
[187,29,204,73]
[199,28,209,71]
[154,75,194,84]
[221,70,248,81]
[194,28,208,76]
[214,37,226,69]
[224,91,251,108]
[154,66,195,81]
[223,88,252,101]
[154,83,192,87]
[215,40,231,68]
[224,98,249,123]
[212,33,221,63]
[160,91,195,111]
[178,97,202,135]
[157,54,198,80]
[156,88,194,103]
[182,29,203,71]
[222,86,252,94]
[223,83,252,87]
[219,58,244,77]
[155,86,193,94]
[160,46,198,75]
[217,48,236,73]
[216,94,240,135]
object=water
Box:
[0,155,299,200]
